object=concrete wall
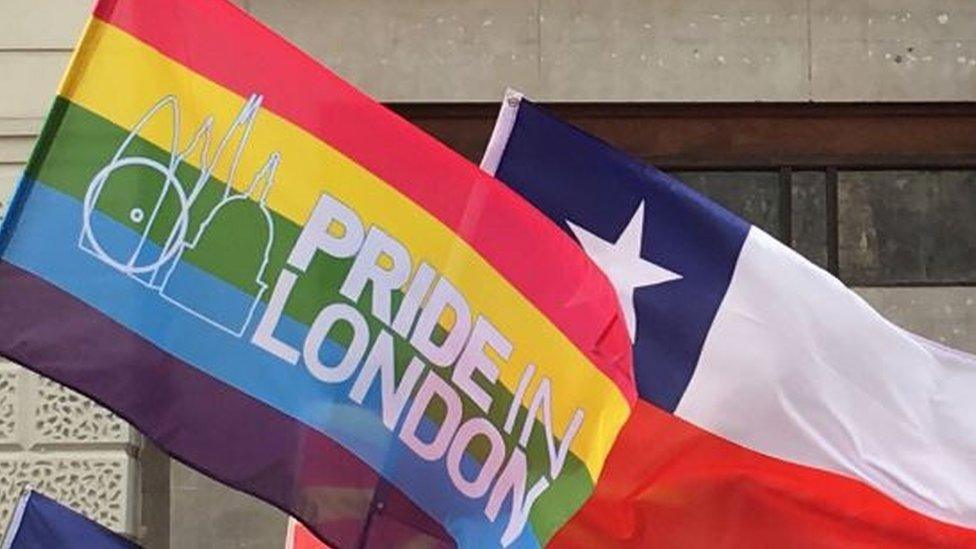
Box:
[246,0,976,102]
[169,463,287,549]
[0,1,974,548]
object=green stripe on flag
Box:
[28,97,597,542]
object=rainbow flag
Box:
[0,1,635,547]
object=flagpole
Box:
[0,486,33,549]
[480,89,523,176]
[355,482,387,549]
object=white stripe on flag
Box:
[677,227,976,528]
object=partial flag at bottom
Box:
[1,489,139,549]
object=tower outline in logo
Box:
[79,93,281,338]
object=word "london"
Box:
[251,193,585,546]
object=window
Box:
[395,102,976,287]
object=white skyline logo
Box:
[79,94,281,338]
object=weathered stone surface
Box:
[0,364,18,445]
[672,171,782,237]
[170,463,288,549]
[139,442,171,549]
[811,0,976,100]
[839,170,976,284]
[1,2,974,107]
[0,52,70,120]
[792,170,829,269]
[539,0,809,101]
[857,287,976,353]
[240,0,975,101]
[0,0,90,50]
[249,0,541,101]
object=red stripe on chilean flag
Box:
[92,0,636,403]
[552,401,976,548]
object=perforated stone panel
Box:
[33,376,131,445]
[0,455,134,532]
[0,365,18,444]
[0,360,138,536]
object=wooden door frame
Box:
[391,102,976,285]
[391,102,976,170]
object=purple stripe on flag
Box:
[0,260,451,549]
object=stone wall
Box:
[242,0,976,101]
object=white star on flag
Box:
[567,201,683,341]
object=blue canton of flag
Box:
[482,94,749,412]
[1,490,139,549]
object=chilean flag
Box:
[482,91,976,547]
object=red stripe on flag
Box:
[91,0,636,403]
[553,400,976,548]
[288,519,331,549]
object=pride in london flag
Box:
[0,1,637,547]
[482,92,976,547]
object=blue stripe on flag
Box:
[1,180,538,548]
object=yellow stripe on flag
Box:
[62,19,630,479]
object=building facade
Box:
[0,1,974,547]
